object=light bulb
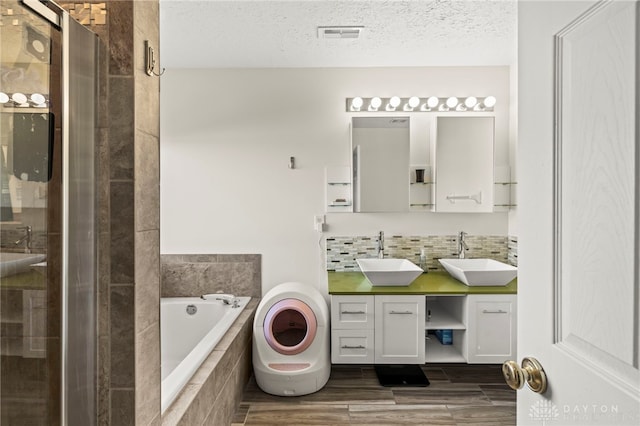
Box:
[446,97,459,108]
[11,92,27,105]
[369,97,382,110]
[408,96,420,108]
[386,96,401,111]
[30,93,46,106]
[426,96,439,108]
[0,92,8,104]
[351,97,363,111]
[464,96,478,108]
[484,96,496,108]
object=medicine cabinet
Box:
[331,115,499,213]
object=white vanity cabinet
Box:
[329,274,517,366]
[330,294,424,364]
[374,295,425,364]
[465,294,517,363]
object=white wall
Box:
[160,66,513,296]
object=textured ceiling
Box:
[159,0,517,68]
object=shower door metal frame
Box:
[19,1,98,425]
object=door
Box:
[466,295,516,364]
[518,1,639,424]
[1,1,62,423]
[374,295,425,364]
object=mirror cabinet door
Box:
[434,117,494,213]
[352,117,410,212]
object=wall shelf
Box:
[325,166,352,212]
[493,166,516,210]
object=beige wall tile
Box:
[136,322,161,425]
[134,130,160,232]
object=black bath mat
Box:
[374,364,430,387]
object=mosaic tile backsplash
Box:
[327,234,518,272]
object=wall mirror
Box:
[351,117,410,212]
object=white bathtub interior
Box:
[161,296,251,414]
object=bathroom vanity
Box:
[328,271,516,365]
[0,269,46,358]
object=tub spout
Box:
[201,293,237,306]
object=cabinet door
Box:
[466,294,516,363]
[374,295,425,364]
[23,289,46,358]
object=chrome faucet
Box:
[14,226,32,253]
[377,231,384,259]
[457,231,469,259]
[201,293,239,307]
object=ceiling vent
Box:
[317,26,364,39]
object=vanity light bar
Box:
[0,91,49,108]
[346,96,496,112]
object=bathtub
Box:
[161,296,251,413]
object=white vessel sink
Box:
[438,258,517,287]
[0,252,46,278]
[356,258,423,286]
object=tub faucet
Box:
[201,293,239,307]
[15,226,32,253]
[457,231,469,259]
[377,231,384,259]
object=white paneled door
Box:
[518,1,639,425]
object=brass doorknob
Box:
[502,357,548,394]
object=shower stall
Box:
[0,0,97,424]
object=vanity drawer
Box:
[331,329,374,364]
[331,295,374,329]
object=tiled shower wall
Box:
[327,234,518,271]
[59,1,161,425]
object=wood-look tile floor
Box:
[232,364,515,425]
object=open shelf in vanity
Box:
[425,295,467,363]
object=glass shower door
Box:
[1,1,62,424]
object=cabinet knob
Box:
[502,357,547,394]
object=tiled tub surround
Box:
[160,254,261,425]
[161,299,257,425]
[327,235,518,272]
[161,254,262,298]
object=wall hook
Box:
[145,40,165,77]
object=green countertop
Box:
[0,270,45,290]
[328,271,517,295]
